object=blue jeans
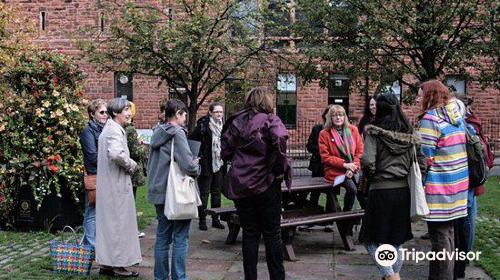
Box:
[467,189,477,252]
[365,242,404,277]
[154,205,191,280]
[82,191,96,247]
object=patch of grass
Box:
[473,176,500,280]
[135,185,156,230]
[0,255,149,280]
[476,176,500,217]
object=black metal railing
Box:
[286,118,500,176]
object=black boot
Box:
[199,219,208,231]
[212,217,225,229]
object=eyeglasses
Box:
[332,113,344,117]
[97,110,108,115]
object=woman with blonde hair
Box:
[221,87,291,280]
[319,105,363,216]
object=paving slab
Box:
[131,215,494,280]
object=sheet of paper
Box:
[333,174,346,187]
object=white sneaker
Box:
[138,232,145,238]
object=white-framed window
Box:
[276,73,297,128]
[445,76,466,95]
[168,81,187,100]
[381,80,402,101]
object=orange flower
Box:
[48,165,59,172]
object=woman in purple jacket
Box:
[221,87,292,280]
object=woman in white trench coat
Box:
[96,98,141,278]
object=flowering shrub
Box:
[0,51,87,217]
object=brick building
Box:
[5,0,500,151]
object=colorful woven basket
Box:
[49,226,94,275]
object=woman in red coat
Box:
[319,105,363,212]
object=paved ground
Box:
[85,217,493,280]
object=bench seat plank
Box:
[281,210,364,228]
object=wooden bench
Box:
[205,206,364,261]
[205,207,239,245]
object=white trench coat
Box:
[95,119,142,267]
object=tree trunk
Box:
[187,102,198,133]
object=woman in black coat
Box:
[79,98,108,247]
[189,102,225,230]
[304,105,332,207]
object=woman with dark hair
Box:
[303,105,333,209]
[356,94,377,213]
[418,80,468,280]
[148,99,201,280]
[307,105,333,178]
[221,87,291,280]
[361,93,425,280]
[189,101,226,230]
[95,98,141,277]
[80,98,108,247]
[358,94,377,137]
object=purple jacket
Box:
[221,109,292,199]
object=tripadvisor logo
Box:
[374,244,482,266]
[375,244,398,266]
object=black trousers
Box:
[197,169,223,221]
[234,181,285,280]
[428,221,455,280]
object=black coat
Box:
[189,115,217,176]
[79,119,104,174]
[306,124,325,177]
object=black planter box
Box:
[13,185,84,231]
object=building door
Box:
[328,73,349,115]
[114,72,133,101]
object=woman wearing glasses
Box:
[79,98,108,247]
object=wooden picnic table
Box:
[206,176,364,261]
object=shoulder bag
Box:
[164,138,202,220]
[83,171,96,206]
[409,145,430,222]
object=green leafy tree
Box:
[292,0,499,102]
[0,3,38,67]
[79,0,272,130]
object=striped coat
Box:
[419,102,468,222]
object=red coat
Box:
[318,125,364,183]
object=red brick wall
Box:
[6,0,500,138]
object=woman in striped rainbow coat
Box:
[418,80,468,280]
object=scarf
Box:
[90,118,106,132]
[330,125,355,162]
[209,116,223,173]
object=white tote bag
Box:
[409,146,430,222]
[164,138,202,220]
